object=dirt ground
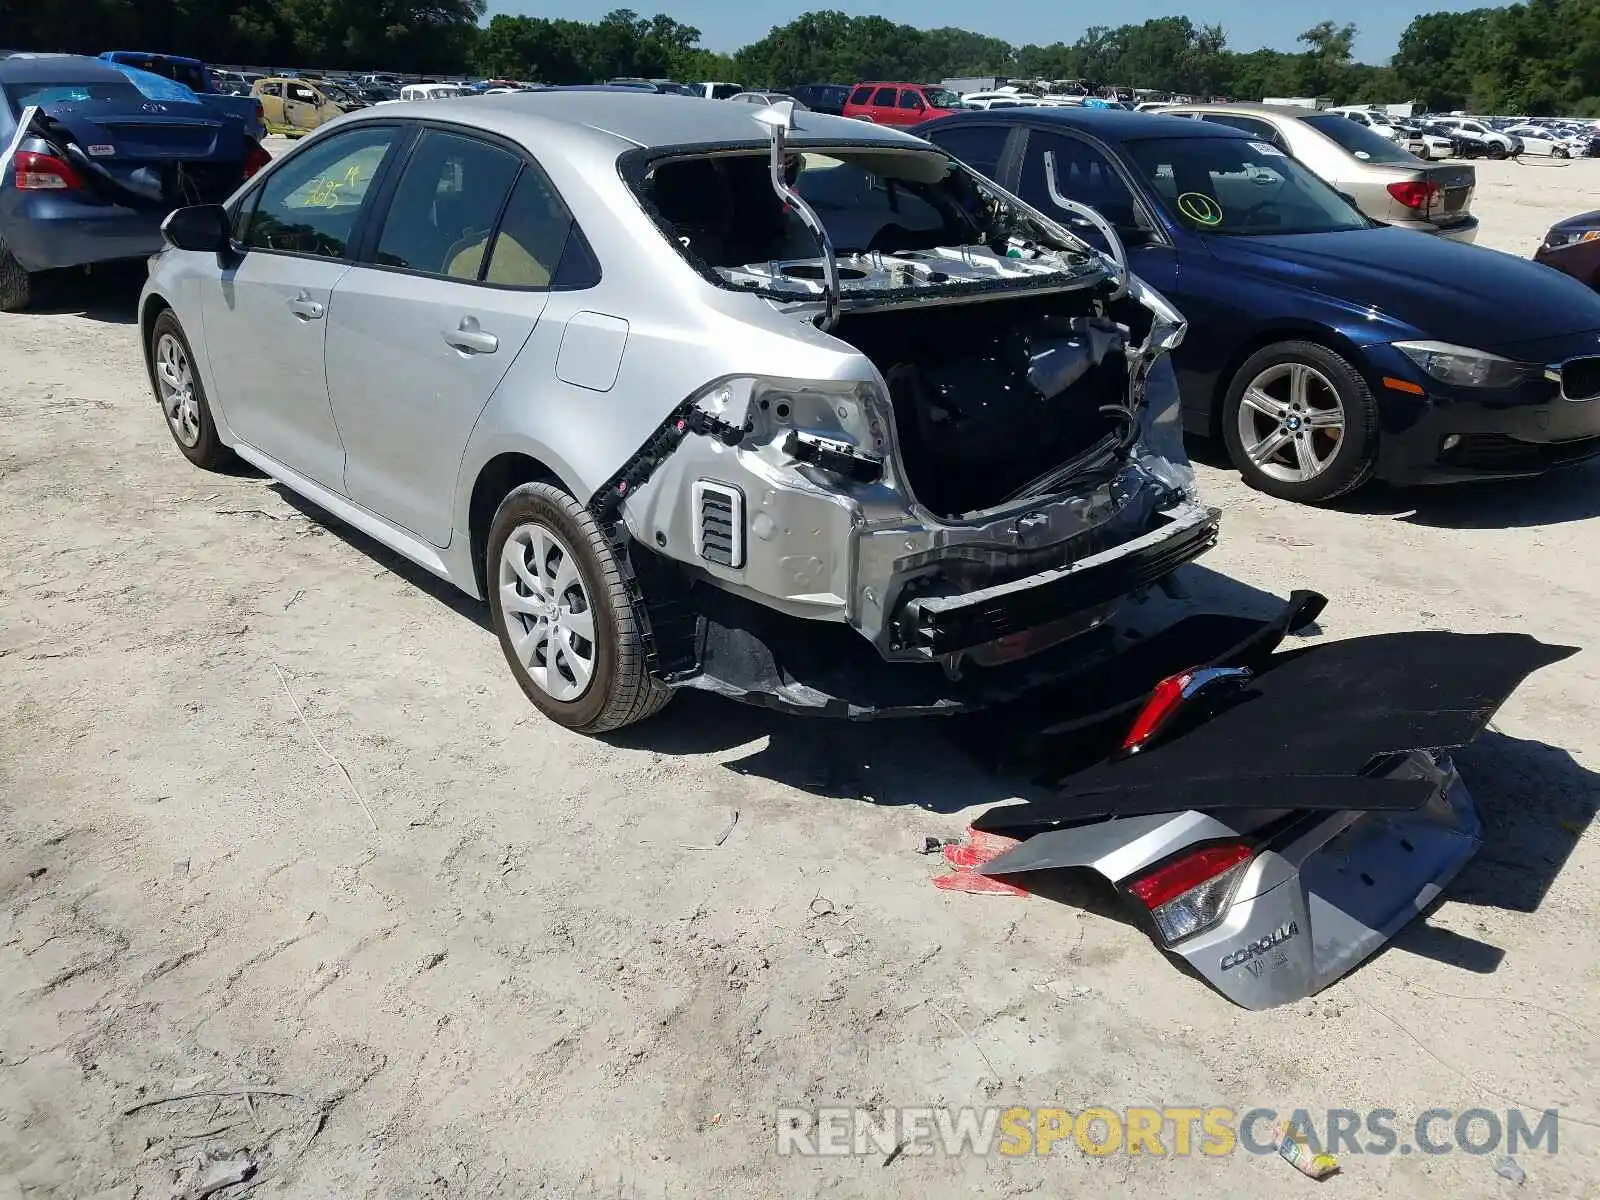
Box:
[3,155,1600,1199]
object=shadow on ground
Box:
[24,265,145,323]
[1188,434,1600,528]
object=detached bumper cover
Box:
[971,618,1576,1008]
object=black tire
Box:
[486,482,672,733]
[1556,146,1571,159]
[1488,142,1508,159]
[1221,340,1379,504]
[0,237,31,312]
[146,309,234,470]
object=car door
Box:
[284,81,324,132]
[896,89,928,128]
[256,81,284,129]
[202,123,403,489]
[868,86,898,124]
[325,128,576,546]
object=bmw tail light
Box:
[1387,180,1441,211]
[13,150,83,190]
[242,138,271,180]
[1126,842,1254,944]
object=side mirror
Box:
[162,204,233,254]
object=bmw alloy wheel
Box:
[1235,362,1347,484]
[497,521,597,702]
[154,332,201,448]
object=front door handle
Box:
[443,316,499,355]
[287,294,324,320]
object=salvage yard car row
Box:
[116,89,1592,1009]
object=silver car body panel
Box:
[144,91,1205,680]
[980,752,1480,1009]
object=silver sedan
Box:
[140,90,1207,731]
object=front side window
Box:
[872,87,896,106]
[899,91,925,111]
[374,130,521,279]
[242,126,397,257]
[1123,134,1371,236]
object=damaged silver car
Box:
[140,91,1213,730]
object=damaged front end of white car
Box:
[597,101,1218,715]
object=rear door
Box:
[326,128,583,545]
[284,81,324,132]
[868,86,898,124]
[895,89,928,128]
[203,123,403,488]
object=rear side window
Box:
[8,81,143,108]
[872,87,896,106]
[375,130,522,279]
[482,165,597,288]
[1199,114,1280,143]
[849,86,873,106]
[928,125,1009,179]
[242,126,397,257]
[1302,114,1414,164]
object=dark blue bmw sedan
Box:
[917,107,1600,503]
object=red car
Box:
[841,82,965,128]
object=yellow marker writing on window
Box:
[1176,192,1223,226]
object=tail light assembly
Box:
[1118,665,1253,757]
[13,150,82,190]
[242,138,271,180]
[1124,841,1255,944]
[1387,180,1442,211]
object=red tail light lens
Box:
[1387,180,1441,210]
[242,138,271,180]
[1120,665,1254,756]
[1127,842,1254,944]
[13,150,83,190]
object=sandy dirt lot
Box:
[3,156,1599,1199]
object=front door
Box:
[283,81,325,132]
[203,124,402,489]
[326,130,584,545]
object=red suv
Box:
[842,82,965,128]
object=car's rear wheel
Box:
[487,482,672,733]
[1222,341,1378,504]
[1556,146,1571,159]
[0,237,31,312]
[147,310,233,470]
[1488,142,1508,159]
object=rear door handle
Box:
[287,295,324,320]
[443,316,499,355]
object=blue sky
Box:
[489,0,1484,63]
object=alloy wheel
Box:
[497,521,597,702]
[154,332,201,448]
[1235,362,1347,484]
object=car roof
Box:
[1167,101,1328,119]
[103,51,204,67]
[928,106,1249,141]
[340,88,928,153]
[0,54,130,84]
